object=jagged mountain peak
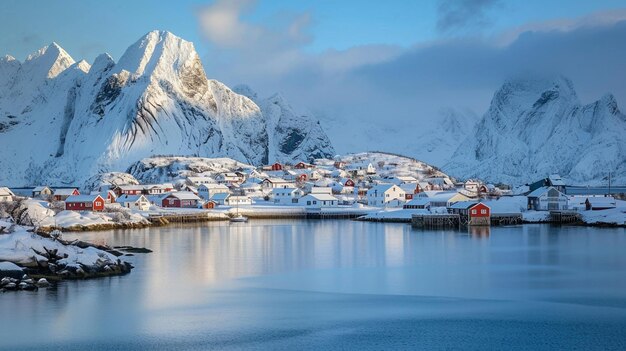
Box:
[0,30,335,186]
[444,75,626,185]
[23,42,75,79]
[2,55,17,63]
[114,30,199,78]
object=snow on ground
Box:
[0,226,119,268]
[580,200,626,226]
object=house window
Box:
[471,209,477,215]
[481,209,486,214]
[307,201,311,205]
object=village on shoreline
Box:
[0,152,624,233]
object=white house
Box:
[299,193,339,209]
[271,187,302,205]
[527,186,569,211]
[366,184,406,207]
[216,172,241,185]
[346,162,376,175]
[32,186,53,198]
[226,195,252,207]
[0,187,14,202]
[416,191,472,208]
[198,183,230,200]
[262,178,296,189]
[186,176,215,186]
[116,194,151,211]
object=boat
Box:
[229,195,248,223]
[229,215,248,223]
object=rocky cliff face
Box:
[0,31,334,186]
[234,85,335,163]
[444,76,626,185]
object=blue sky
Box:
[2,0,625,61]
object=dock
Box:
[549,210,582,224]
[411,214,460,228]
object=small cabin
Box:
[161,192,201,208]
[294,162,313,169]
[448,201,491,226]
[271,162,283,171]
[53,188,80,201]
[65,195,105,212]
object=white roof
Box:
[367,184,399,193]
[0,187,14,196]
[210,193,230,201]
[404,197,430,206]
[199,183,229,190]
[65,194,102,203]
[166,192,201,201]
[303,193,338,201]
[33,186,50,192]
[53,188,78,196]
[271,187,299,195]
[549,174,565,186]
[116,194,147,203]
[448,201,480,210]
[527,186,564,198]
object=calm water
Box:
[2,221,626,350]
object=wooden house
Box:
[65,195,105,212]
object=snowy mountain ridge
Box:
[0,31,335,186]
[444,76,626,185]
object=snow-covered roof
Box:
[527,186,564,198]
[53,188,78,196]
[65,194,102,203]
[116,194,148,203]
[166,191,201,201]
[0,187,14,196]
[549,174,565,186]
[404,197,430,206]
[198,183,229,190]
[448,201,480,210]
[33,186,50,192]
[210,193,230,201]
[367,184,398,194]
[271,187,299,195]
[302,193,338,201]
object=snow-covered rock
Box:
[444,76,626,185]
[0,31,334,186]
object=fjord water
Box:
[2,221,626,350]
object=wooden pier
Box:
[411,214,460,228]
[490,213,523,226]
[549,211,582,224]
[412,213,524,228]
[147,212,227,224]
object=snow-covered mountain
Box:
[444,76,626,185]
[233,85,335,163]
[0,31,334,186]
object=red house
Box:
[297,174,307,182]
[53,188,80,201]
[271,162,283,171]
[448,201,491,226]
[65,195,105,212]
[161,192,201,208]
[294,162,313,169]
[343,179,355,187]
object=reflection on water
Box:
[2,221,626,350]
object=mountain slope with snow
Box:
[0,31,334,186]
[444,76,626,185]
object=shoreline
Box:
[35,212,626,234]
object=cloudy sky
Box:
[2,0,626,157]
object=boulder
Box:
[0,261,24,279]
